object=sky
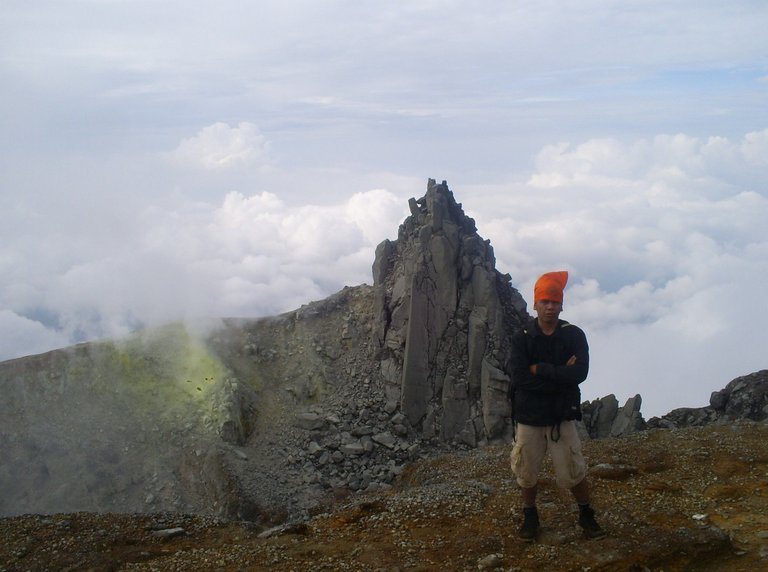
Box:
[1,1,767,418]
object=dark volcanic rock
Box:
[581,393,646,439]
[647,370,768,429]
[371,179,528,445]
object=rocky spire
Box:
[372,179,528,445]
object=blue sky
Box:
[1,1,767,417]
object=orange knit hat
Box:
[534,271,569,303]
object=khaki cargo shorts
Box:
[510,421,586,489]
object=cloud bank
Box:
[0,171,407,361]
[476,130,768,416]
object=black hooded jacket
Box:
[508,318,589,426]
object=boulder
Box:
[581,394,646,439]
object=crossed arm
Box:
[510,330,589,391]
[529,354,576,375]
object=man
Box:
[508,271,605,541]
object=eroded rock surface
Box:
[372,179,528,445]
[581,393,646,439]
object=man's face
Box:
[534,299,562,323]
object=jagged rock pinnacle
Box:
[372,179,528,445]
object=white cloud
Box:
[171,122,271,171]
[0,310,70,361]
[0,187,409,362]
[345,189,405,244]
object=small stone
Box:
[373,432,397,449]
[152,527,186,540]
[477,553,503,569]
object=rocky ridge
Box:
[1,179,766,536]
[647,370,768,429]
[0,179,530,523]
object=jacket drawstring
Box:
[550,422,561,443]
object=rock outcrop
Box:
[580,393,646,439]
[647,370,768,429]
[371,179,528,446]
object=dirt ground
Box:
[2,423,767,572]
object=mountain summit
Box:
[1,179,765,533]
[371,178,528,444]
[0,179,530,521]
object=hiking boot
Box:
[578,505,606,539]
[519,506,539,542]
